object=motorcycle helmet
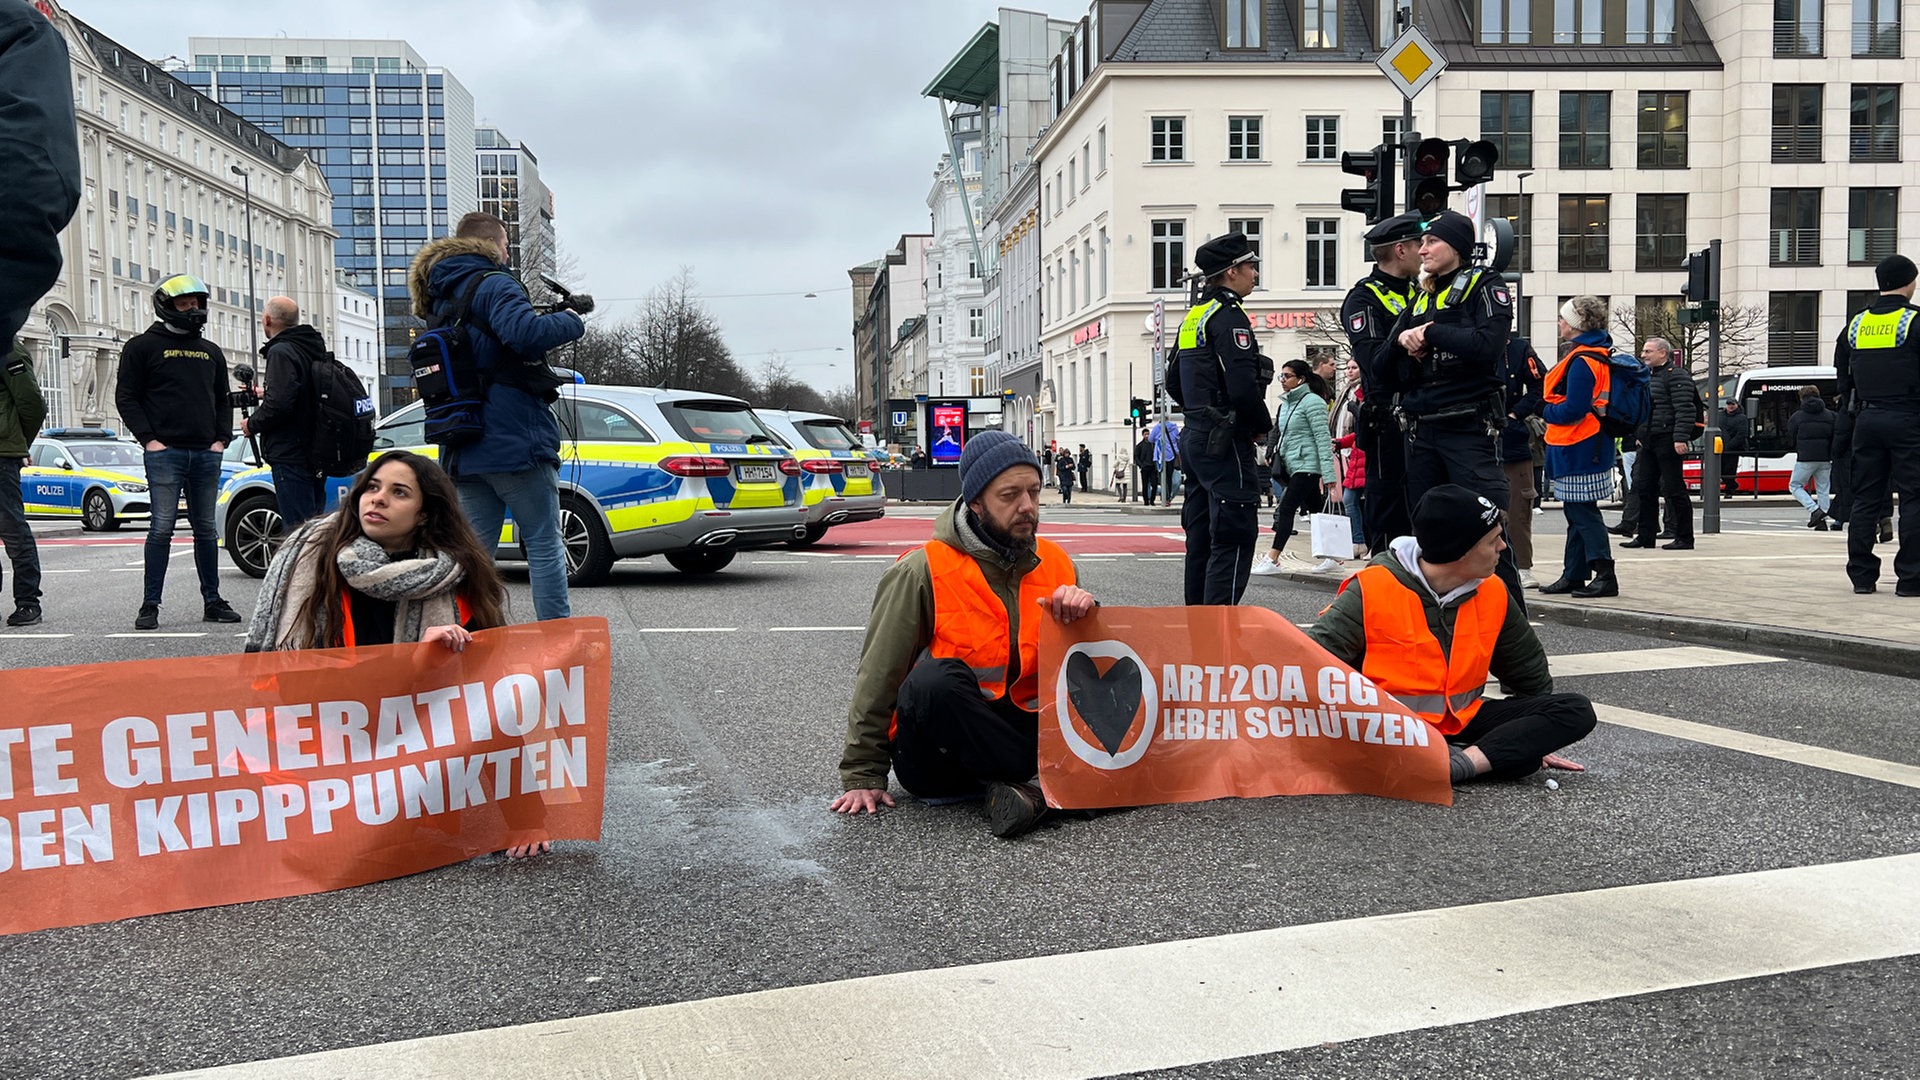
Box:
[153,274,212,334]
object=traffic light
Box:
[1452,138,1499,187]
[1682,249,1715,302]
[1339,145,1395,226]
[1408,137,1451,219]
[1130,397,1151,426]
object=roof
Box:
[1417,0,1722,69]
[924,23,1000,103]
[1111,0,1381,63]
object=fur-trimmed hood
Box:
[408,236,501,318]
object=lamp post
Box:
[229,164,260,360]
[1513,171,1533,327]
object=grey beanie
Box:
[959,431,1041,504]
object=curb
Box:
[1263,568,1920,680]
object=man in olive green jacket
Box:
[1,343,48,625]
[832,431,1097,838]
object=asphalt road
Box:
[1,504,1916,1079]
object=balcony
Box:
[1770,228,1820,265]
[1852,22,1902,57]
[1772,21,1822,56]
[1849,227,1897,264]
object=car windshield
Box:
[67,442,143,469]
[662,402,778,444]
[795,420,860,451]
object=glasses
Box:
[1280,372,1301,382]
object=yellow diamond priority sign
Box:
[1377,27,1447,100]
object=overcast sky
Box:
[93,0,1013,390]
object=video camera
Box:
[537,274,595,317]
[229,364,261,411]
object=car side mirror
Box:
[58,459,73,471]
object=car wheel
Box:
[82,489,119,531]
[560,496,615,587]
[664,549,736,575]
[226,493,281,578]
[785,523,830,549]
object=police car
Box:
[755,409,887,545]
[214,384,810,583]
[21,437,151,531]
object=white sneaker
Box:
[1518,569,1539,589]
[1275,549,1311,566]
[1310,557,1344,574]
[1249,553,1282,576]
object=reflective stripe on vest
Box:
[1541,345,1610,445]
[1348,564,1507,736]
[1176,298,1226,351]
[1365,280,1409,316]
[1410,269,1483,317]
[1847,308,1916,350]
[923,537,1077,711]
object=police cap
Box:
[1363,212,1424,247]
[1195,232,1259,278]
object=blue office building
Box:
[180,39,477,412]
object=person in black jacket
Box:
[0,5,81,357]
[1132,429,1159,504]
[1621,337,1701,551]
[1719,397,1751,494]
[1342,213,1422,554]
[241,296,332,530]
[115,275,241,629]
[1786,385,1838,528]
[1497,338,1545,588]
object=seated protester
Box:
[831,431,1099,838]
[1307,485,1597,784]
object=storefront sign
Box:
[1072,319,1106,346]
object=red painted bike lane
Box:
[805,516,1188,556]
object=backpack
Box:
[1592,348,1651,438]
[407,271,505,447]
[308,351,376,476]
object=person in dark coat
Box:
[1077,445,1092,490]
[241,297,333,530]
[1133,429,1159,504]
[1620,337,1701,551]
[1719,397,1751,494]
[1787,386,1839,528]
[0,5,81,357]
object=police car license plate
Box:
[845,462,870,478]
[736,463,777,483]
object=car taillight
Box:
[777,458,803,476]
[660,455,732,477]
[800,459,843,474]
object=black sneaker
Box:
[1880,519,1895,544]
[6,604,41,627]
[203,599,242,624]
[985,781,1049,839]
[1809,509,1827,529]
[134,604,159,630]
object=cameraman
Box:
[409,212,588,621]
[241,296,331,529]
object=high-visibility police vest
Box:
[1345,564,1507,736]
[1845,306,1920,402]
[1363,279,1410,317]
[1410,268,1485,318]
[1176,295,1243,352]
[1541,345,1612,445]
[922,537,1077,712]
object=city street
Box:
[3,503,1918,1079]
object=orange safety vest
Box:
[338,591,472,648]
[1542,344,1611,446]
[921,537,1077,712]
[1346,564,1507,736]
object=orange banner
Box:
[1039,606,1451,809]
[0,618,611,935]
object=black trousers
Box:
[890,658,1039,798]
[1845,406,1920,592]
[1405,417,1525,602]
[1180,424,1261,605]
[1139,463,1160,504]
[1358,418,1410,556]
[1451,693,1598,780]
[1271,472,1326,545]
[1633,441,1692,542]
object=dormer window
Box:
[1221,0,1264,49]
[1304,0,1341,47]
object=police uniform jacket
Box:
[1382,267,1514,418]
[1836,295,1920,410]
[1340,269,1413,401]
[1172,284,1273,438]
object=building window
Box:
[1850,85,1900,163]
[1559,91,1609,168]
[1557,194,1609,272]
[1383,115,1408,149]
[1228,116,1263,161]
[1479,0,1532,43]
[1150,117,1185,162]
[1771,85,1823,163]
[1223,0,1264,48]
[969,308,985,338]
[1228,218,1264,268]
[1487,194,1532,274]
[1306,219,1339,287]
[1302,0,1339,48]
[1098,228,1109,297]
[1097,125,1107,172]
[1847,289,1881,319]
[1625,0,1679,43]
[1151,220,1186,290]
[1768,293,1820,365]
[1849,188,1898,264]
[1304,116,1338,161]
[1635,194,1687,270]
[1553,0,1603,43]
[379,118,423,138]
[1854,0,1902,56]
[1481,91,1533,169]
[1769,189,1821,266]
[1774,0,1822,56]
[1637,92,1687,168]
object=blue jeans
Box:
[1560,500,1611,584]
[0,457,42,603]
[269,462,326,532]
[1789,460,1833,513]
[1342,486,1367,547]
[143,447,224,608]
[457,464,570,620]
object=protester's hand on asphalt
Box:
[423,624,472,652]
[1542,752,1585,772]
[505,840,552,859]
[1039,585,1098,624]
[829,788,896,815]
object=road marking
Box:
[0,633,74,639]
[105,632,209,638]
[632,627,737,634]
[1596,703,1920,790]
[1138,556,1183,561]
[768,626,865,633]
[150,854,1920,1080]
[1547,646,1788,679]
[750,560,806,565]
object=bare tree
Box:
[820,385,858,422]
[1299,307,1354,366]
[1611,303,1769,376]
[753,353,829,413]
[628,268,754,397]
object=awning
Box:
[922,23,999,104]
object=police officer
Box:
[1341,211,1422,554]
[1168,232,1273,605]
[1835,253,1920,595]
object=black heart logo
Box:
[1066,653,1144,756]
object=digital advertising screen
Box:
[929,403,967,466]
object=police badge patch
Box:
[1492,285,1512,306]
[1233,328,1252,350]
[1350,312,1367,333]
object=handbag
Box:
[1310,511,1353,560]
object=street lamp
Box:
[230,164,260,360]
